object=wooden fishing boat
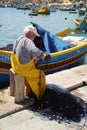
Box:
[60,7,76,11]
[73,17,87,30]
[49,7,56,12]
[28,12,38,16]
[0,23,87,87]
[0,4,5,7]
[16,5,30,10]
[79,8,85,16]
[73,18,87,34]
[69,11,77,14]
[37,6,50,14]
[56,26,87,37]
[28,8,38,16]
[73,18,82,26]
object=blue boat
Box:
[16,5,30,10]
[0,73,9,88]
[79,9,85,16]
[0,23,87,87]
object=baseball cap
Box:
[24,25,40,37]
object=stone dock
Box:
[0,64,87,130]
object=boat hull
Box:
[28,12,38,16]
[79,10,85,16]
[37,6,50,15]
[0,73,9,88]
[0,42,87,87]
[73,18,82,26]
[39,47,87,74]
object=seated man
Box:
[11,25,47,99]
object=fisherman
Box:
[11,25,48,99]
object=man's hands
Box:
[41,53,51,60]
[45,54,51,60]
[35,54,51,68]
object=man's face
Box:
[27,31,36,41]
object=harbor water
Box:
[0,7,87,63]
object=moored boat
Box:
[73,18,87,34]
[56,26,87,37]
[0,4,5,7]
[69,11,77,14]
[28,12,38,16]
[16,5,30,10]
[0,23,87,87]
[60,7,76,11]
[37,6,50,14]
[49,7,56,12]
[73,18,82,26]
[79,8,86,16]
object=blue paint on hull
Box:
[0,73,9,82]
[45,56,84,75]
[0,74,9,88]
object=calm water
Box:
[0,7,87,63]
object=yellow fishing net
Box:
[10,53,46,99]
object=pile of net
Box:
[29,84,87,124]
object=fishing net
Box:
[29,84,87,129]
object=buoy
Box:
[65,18,67,20]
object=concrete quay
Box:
[0,64,87,130]
[46,64,87,92]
